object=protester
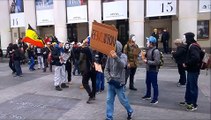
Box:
[104,40,133,120]
[172,39,187,87]
[6,43,16,74]
[161,29,170,54]
[51,43,69,91]
[142,36,160,104]
[123,34,139,91]
[42,42,51,72]
[27,44,36,71]
[180,32,201,111]
[13,44,23,77]
[35,46,44,70]
[72,41,81,76]
[79,36,96,104]
[63,42,72,84]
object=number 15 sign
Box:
[146,0,177,17]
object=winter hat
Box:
[129,34,136,42]
[146,36,156,43]
[184,32,196,41]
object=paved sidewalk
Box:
[0,63,210,120]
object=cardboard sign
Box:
[90,21,118,56]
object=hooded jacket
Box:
[104,41,127,85]
[184,32,201,73]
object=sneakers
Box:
[142,96,151,100]
[150,100,158,104]
[55,86,62,91]
[127,112,133,120]
[186,104,197,111]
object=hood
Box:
[115,40,122,56]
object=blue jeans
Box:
[29,57,35,70]
[106,84,133,120]
[185,72,199,107]
[96,72,104,92]
[14,60,22,76]
[145,71,159,101]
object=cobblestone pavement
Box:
[0,63,210,120]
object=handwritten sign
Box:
[90,21,118,56]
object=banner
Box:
[103,0,127,21]
[35,0,54,26]
[90,21,118,56]
[66,0,88,23]
[146,0,176,17]
[199,0,211,13]
[9,0,25,28]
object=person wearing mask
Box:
[172,39,187,87]
[179,32,201,111]
[105,40,133,120]
[142,36,160,104]
[35,47,44,70]
[123,34,139,91]
[63,42,72,84]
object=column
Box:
[0,0,11,50]
[88,0,102,35]
[178,0,197,39]
[24,0,36,30]
[54,0,67,43]
[129,0,145,48]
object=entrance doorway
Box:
[144,16,172,51]
[67,23,89,43]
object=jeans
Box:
[185,72,199,107]
[145,71,159,101]
[177,64,186,85]
[29,57,35,70]
[14,60,22,76]
[125,67,137,88]
[106,84,133,120]
[96,72,104,92]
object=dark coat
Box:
[172,44,187,64]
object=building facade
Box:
[0,0,210,52]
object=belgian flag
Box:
[22,24,44,48]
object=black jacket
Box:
[185,43,201,73]
[51,47,62,66]
[172,44,187,64]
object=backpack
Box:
[151,48,164,69]
[190,43,211,70]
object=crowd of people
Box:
[2,31,203,120]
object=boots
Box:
[61,83,69,88]
[55,85,62,91]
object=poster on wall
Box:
[35,0,54,26]
[66,0,88,24]
[102,0,127,21]
[146,0,176,17]
[9,0,25,28]
[199,0,211,13]
[197,20,209,39]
